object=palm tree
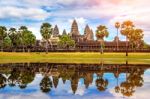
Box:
[40,23,53,53]
[115,22,120,50]
[114,65,120,93]
[96,25,109,54]
[120,21,134,56]
[96,75,108,92]
[0,26,7,52]
[40,76,52,93]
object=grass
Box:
[0,52,150,64]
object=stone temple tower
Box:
[70,19,81,42]
[84,25,94,41]
[71,20,80,36]
[52,25,59,37]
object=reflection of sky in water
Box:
[0,69,150,99]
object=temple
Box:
[39,19,147,51]
[68,19,129,50]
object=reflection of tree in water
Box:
[120,81,135,97]
[120,67,144,97]
[40,75,52,93]
[18,68,35,89]
[96,63,108,92]
[96,75,108,92]
[0,63,147,95]
[114,65,120,93]
[8,68,20,87]
[128,68,144,87]
[0,74,7,89]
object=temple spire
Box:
[84,24,94,41]
[52,25,59,37]
[71,19,80,36]
[84,24,90,35]
[62,29,67,35]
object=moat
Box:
[0,62,150,99]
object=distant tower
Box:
[70,19,81,42]
[84,25,91,35]
[62,29,67,35]
[84,25,94,41]
[89,29,94,40]
[71,20,80,36]
[52,25,59,37]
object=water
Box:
[0,63,150,99]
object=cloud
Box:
[0,6,50,21]
[0,92,50,99]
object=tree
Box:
[120,21,134,56]
[40,23,53,53]
[19,26,28,31]
[40,76,52,93]
[115,22,120,50]
[8,28,18,51]
[3,36,12,49]
[96,25,109,54]
[22,30,36,52]
[18,68,35,89]
[18,26,28,52]
[58,35,75,49]
[8,68,20,87]
[0,26,7,52]
[128,29,144,49]
[96,75,108,92]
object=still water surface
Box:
[0,63,150,99]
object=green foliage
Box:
[22,30,36,47]
[58,35,75,49]
[0,26,7,39]
[3,36,12,48]
[96,25,109,54]
[0,26,7,49]
[40,23,52,40]
[8,28,19,47]
[19,26,28,31]
[40,76,52,93]
[96,25,109,40]
[19,69,35,89]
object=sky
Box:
[0,0,150,44]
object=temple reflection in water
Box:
[0,63,150,98]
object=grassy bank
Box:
[0,52,150,64]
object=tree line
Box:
[0,23,75,52]
[0,26,36,52]
[0,20,147,54]
[96,20,144,56]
